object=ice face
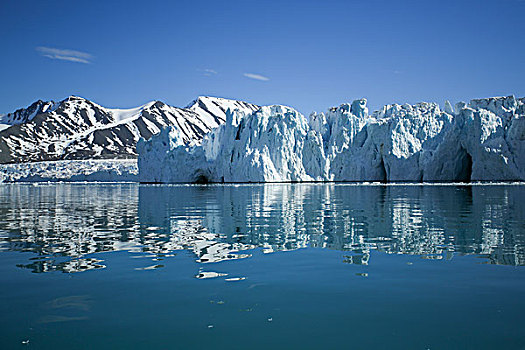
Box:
[351,98,368,118]
[444,100,455,115]
[138,95,525,183]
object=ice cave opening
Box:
[193,172,209,184]
[457,148,473,182]
[378,157,387,183]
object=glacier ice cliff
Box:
[138,95,525,183]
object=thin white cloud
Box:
[36,46,93,64]
[198,68,218,76]
[243,73,269,81]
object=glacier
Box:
[0,159,138,182]
[138,95,525,183]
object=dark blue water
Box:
[1,183,524,349]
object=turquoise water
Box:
[1,183,524,349]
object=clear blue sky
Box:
[1,0,524,115]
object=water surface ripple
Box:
[1,183,525,349]
[0,183,524,272]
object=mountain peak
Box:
[63,95,88,102]
[185,96,260,129]
[1,99,56,126]
[186,96,245,109]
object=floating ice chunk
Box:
[225,277,246,282]
[195,271,228,279]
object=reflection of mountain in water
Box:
[0,184,140,272]
[0,183,524,273]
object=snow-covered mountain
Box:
[0,96,259,164]
[138,95,525,183]
[0,100,56,127]
[186,96,260,129]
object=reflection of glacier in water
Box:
[0,183,524,273]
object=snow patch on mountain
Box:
[108,101,156,123]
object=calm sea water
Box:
[0,183,524,349]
